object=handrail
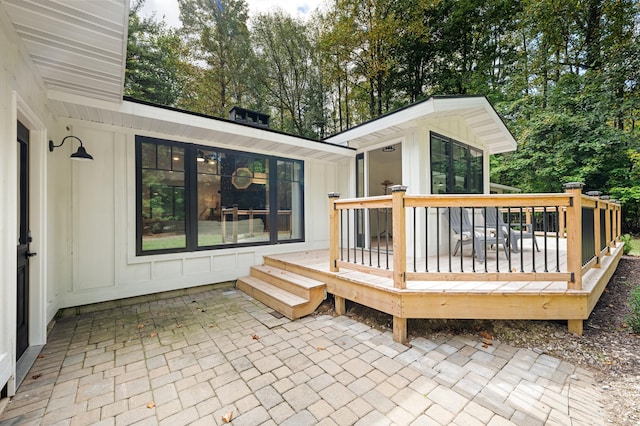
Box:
[329,184,622,292]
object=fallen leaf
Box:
[252,334,259,340]
[482,344,489,348]
[149,332,157,338]
[32,374,41,380]
[176,324,182,328]
[479,331,493,340]
[317,346,324,351]
[209,323,216,328]
[137,324,145,329]
[37,354,45,359]
[482,339,493,346]
[147,401,155,409]
[222,411,233,423]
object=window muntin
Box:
[137,136,304,255]
[430,133,483,194]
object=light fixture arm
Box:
[49,135,94,160]
[49,135,82,151]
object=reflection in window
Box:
[430,133,483,194]
[277,160,303,241]
[136,136,304,254]
[197,150,271,246]
[140,142,186,251]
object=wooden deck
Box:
[263,239,624,342]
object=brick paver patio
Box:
[0,283,603,425]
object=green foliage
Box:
[626,285,640,334]
[620,234,632,255]
[610,187,640,234]
[126,2,184,105]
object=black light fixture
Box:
[49,135,94,161]
[382,145,395,153]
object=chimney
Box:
[229,106,270,128]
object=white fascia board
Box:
[325,99,436,145]
[47,92,354,159]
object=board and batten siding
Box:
[48,124,342,309]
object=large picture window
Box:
[430,132,483,194]
[136,136,304,255]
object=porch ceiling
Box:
[2,0,129,102]
[325,96,517,154]
[48,93,355,162]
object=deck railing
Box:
[328,183,622,291]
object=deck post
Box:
[601,196,612,252]
[328,193,341,273]
[391,185,407,290]
[568,319,583,335]
[587,191,602,267]
[564,182,583,290]
[615,200,622,240]
[334,296,346,316]
[393,316,408,344]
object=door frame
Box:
[5,93,48,396]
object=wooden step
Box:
[250,264,324,299]
[237,276,307,320]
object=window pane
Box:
[157,144,172,170]
[172,147,184,172]
[141,144,186,251]
[431,133,483,194]
[469,147,483,194]
[452,142,467,193]
[278,160,303,241]
[431,136,449,194]
[217,154,270,245]
[141,142,156,169]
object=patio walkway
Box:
[0,283,603,425]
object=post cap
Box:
[563,182,584,189]
[390,185,408,193]
[600,195,610,200]
[585,191,602,197]
[328,192,341,198]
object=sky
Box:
[140,0,325,28]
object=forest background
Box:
[126,0,640,232]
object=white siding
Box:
[48,124,341,308]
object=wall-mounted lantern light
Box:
[49,135,94,161]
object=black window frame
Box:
[430,132,484,194]
[136,135,305,256]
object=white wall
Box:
[47,123,342,309]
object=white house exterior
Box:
[0,0,516,396]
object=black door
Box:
[16,121,30,360]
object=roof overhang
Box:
[48,91,355,162]
[325,96,517,154]
[2,0,129,102]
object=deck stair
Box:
[237,264,326,320]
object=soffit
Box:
[325,96,517,154]
[2,0,128,102]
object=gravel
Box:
[314,256,640,425]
